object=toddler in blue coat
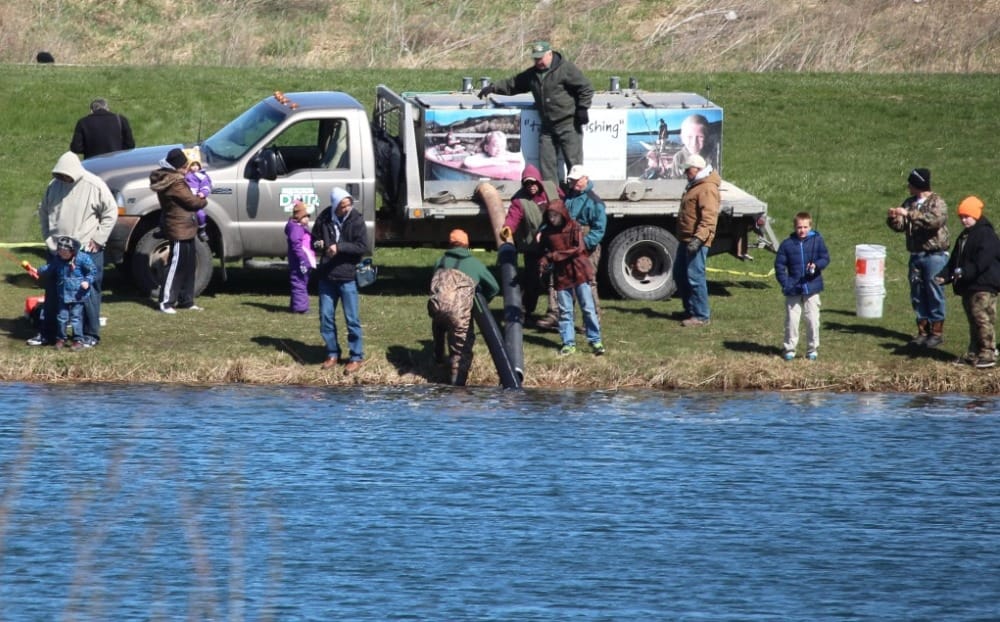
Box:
[37,236,95,350]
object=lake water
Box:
[1,383,998,621]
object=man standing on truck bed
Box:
[478,40,593,185]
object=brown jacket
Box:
[677,169,721,246]
[150,168,206,241]
[539,200,593,290]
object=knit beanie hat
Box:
[908,168,931,191]
[165,148,188,170]
[292,200,309,220]
[958,196,984,220]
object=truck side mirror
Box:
[254,149,278,181]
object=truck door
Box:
[242,117,360,257]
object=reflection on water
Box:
[1,384,999,621]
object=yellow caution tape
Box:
[706,266,775,278]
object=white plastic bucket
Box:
[855,284,886,318]
[855,244,886,318]
[855,244,886,283]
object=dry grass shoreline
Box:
[4,0,998,73]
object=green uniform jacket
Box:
[492,52,594,125]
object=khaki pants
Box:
[783,293,821,355]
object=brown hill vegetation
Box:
[4,0,998,72]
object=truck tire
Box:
[606,225,678,301]
[131,226,213,299]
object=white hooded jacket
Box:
[39,151,118,252]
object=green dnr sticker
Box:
[279,187,321,215]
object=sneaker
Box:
[26,334,49,346]
[975,355,997,369]
[953,353,977,366]
[591,341,606,356]
[182,305,204,311]
[783,351,795,361]
[680,317,710,327]
[320,356,339,370]
[924,334,943,348]
[344,360,365,374]
[558,344,577,356]
[807,351,818,361]
[70,340,85,352]
[160,306,177,315]
[54,339,66,349]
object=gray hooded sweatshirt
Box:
[39,151,118,253]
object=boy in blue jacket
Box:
[774,212,830,361]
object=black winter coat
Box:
[937,216,1000,295]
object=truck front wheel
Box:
[606,225,678,300]
[131,226,213,298]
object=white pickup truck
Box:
[84,80,778,300]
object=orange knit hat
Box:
[958,196,984,220]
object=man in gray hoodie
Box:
[31,152,117,346]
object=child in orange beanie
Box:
[935,196,1000,367]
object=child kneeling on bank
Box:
[935,196,1000,368]
[774,211,830,361]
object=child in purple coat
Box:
[285,200,317,313]
[184,148,212,242]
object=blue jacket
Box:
[38,251,95,304]
[775,230,830,296]
[563,180,607,252]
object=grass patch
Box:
[2,65,1000,391]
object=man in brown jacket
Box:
[673,154,720,327]
[150,148,207,314]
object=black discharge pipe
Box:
[471,291,521,389]
[498,242,524,384]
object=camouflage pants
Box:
[432,311,475,385]
[962,291,997,360]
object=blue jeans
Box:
[556,283,601,346]
[319,278,363,362]
[82,249,103,344]
[909,252,948,322]
[673,244,710,320]
[56,302,85,342]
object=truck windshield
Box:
[201,101,286,163]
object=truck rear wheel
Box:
[606,225,678,300]
[131,226,213,299]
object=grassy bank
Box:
[2,65,1000,392]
